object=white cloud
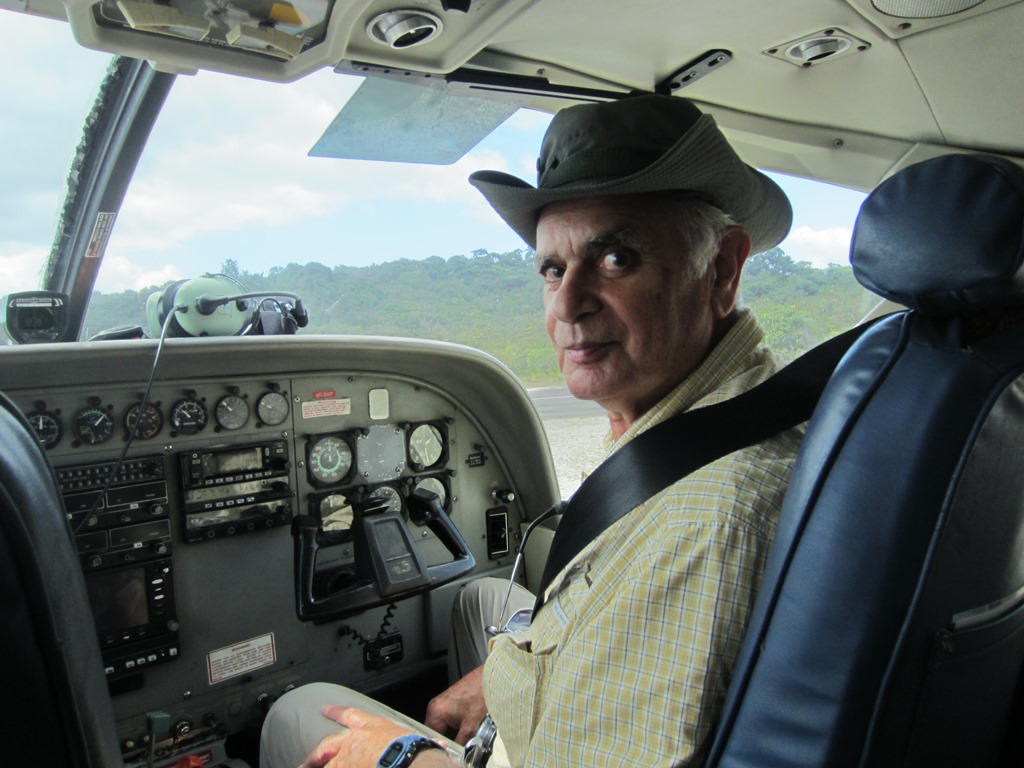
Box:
[93,254,182,293]
[0,245,49,292]
[779,225,853,268]
[108,119,519,259]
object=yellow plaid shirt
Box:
[484,310,804,767]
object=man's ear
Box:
[709,227,752,319]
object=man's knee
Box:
[260,682,364,768]
[452,576,508,620]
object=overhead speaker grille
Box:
[871,0,986,18]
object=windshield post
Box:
[44,57,175,341]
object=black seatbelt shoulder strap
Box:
[532,318,885,613]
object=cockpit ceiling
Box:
[12,0,1024,189]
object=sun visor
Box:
[308,76,517,165]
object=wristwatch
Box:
[378,734,445,768]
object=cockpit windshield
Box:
[3,14,110,295]
[2,10,873,368]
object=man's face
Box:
[536,195,739,426]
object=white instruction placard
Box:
[301,397,352,419]
[207,633,276,685]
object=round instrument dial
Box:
[413,476,448,510]
[215,394,250,430]
[170,398,208,435]
[125,402,163,440]
[408,423,445,469]
[73,406,114,445]
[368,484,403,514]
[308,435,353,486]
[27,409,63,450]
[257,391,289,426]
[319,493,354,532]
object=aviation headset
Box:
[145,273,307,338]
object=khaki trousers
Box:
[260,578,533,768]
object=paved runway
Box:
[528,386,605,419]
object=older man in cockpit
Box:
[261,93,801,768]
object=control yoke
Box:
[293,488,475,621]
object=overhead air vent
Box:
[367,9,443,49]
[764,28,871,67]
[871,0,986,17]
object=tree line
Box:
[84,248,876,384]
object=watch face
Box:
[378,735,442,768]
[380,742,404,766]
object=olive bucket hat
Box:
[469,95,792,255]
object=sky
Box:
[1,11,867,295]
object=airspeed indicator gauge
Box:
[307,435,353,486]
[215,394,250,430]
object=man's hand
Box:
[424,665,487,745]
[299,707,450,768]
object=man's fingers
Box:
[321,705,371,729]
[425,693,464,737]
[300,734,343,768]
[456,722,479,746]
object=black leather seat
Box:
[708,153,1024,766]
[0,393,124,767]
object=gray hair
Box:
[665,195,741,279]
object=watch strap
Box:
[378,734,444,768]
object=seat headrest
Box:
[851,154,1024,315]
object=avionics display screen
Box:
[85,567,149,637]
[201,446,264,476]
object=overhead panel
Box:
[844,0,1024,38]
[61,0,541,82]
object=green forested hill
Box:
[84,248,876,384]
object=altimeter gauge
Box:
[307,435,353,486]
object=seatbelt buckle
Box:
[462,714,497,767]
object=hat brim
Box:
[469,115,792,256]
